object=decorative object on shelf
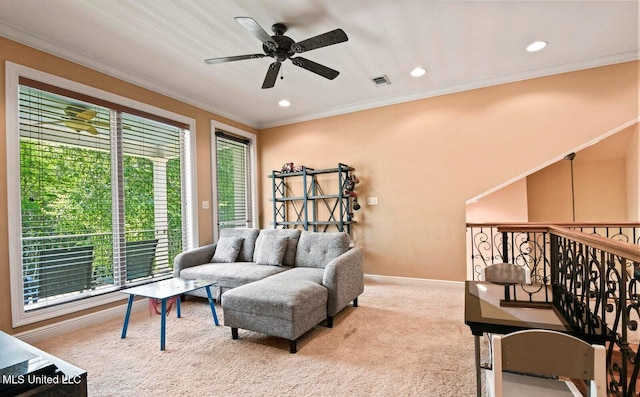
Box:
[344,175,361,211]
[269,163,357,234]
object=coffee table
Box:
[121,278,219,350]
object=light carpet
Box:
[34,280,477,396]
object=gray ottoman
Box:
[221,269,328,353]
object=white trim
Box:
[209,120,258,241]
[209,130,219,241]
[6,61,24,327]
[15,290,135,328]
[14,299,147,345]
[5,61,198,327]
[186,127,199,248]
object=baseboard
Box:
[14,299,147,344]
[364,274,464,289]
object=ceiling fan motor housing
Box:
[264,34,295,62]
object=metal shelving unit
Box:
[269,163,356,234]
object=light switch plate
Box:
[202,201,210,209]
[367,197,378,206]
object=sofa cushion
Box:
[255,236,288,266]
[253,229,302,266]
[179,262,292,289]
[211,236,243,263]
[265,266,324,284]
[295,231,351,269]
[219,228,259,262]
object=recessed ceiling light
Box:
[278,99,290,107]
[526,41,547,52]
[410,67,426,77]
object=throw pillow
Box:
[255,236,288,266]
[211,236,243,263]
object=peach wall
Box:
[466,179,529,223]
[526,125,636,222]
[259,62,639,281]
[527,158,628,222]
[526,161,573,221]
[0,37,257,333]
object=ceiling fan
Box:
[205,17,348,89]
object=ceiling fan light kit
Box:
[204,17,348,89]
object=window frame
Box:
[6,62,199,327]
[210,120,258,241]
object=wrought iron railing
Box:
[467,222,640,396]
[467,223,640,281]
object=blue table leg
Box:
[205,286,219,326]
[176,296,181,318]
[121,295,134,339]
[160,298,167,351]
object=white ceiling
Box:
[0,1,637,129]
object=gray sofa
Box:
[173,228,364,352]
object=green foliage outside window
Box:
[166,157,183,256]
[217,146,236,227]
[20,139,183,286]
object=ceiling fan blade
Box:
[292,29,348,53]
[262,62,281,89]
[291,57,339,80]
[204,54,265,64]
[235,17,277,50]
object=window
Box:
[7,63,197,326]
[215,131,252,230]
[210,122,258,238]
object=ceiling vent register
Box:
[371,75,391,86]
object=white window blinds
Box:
[215,131,252,230]
[20,87,113,306]
[18,82,188,311]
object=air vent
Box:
[371,75,391,86]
